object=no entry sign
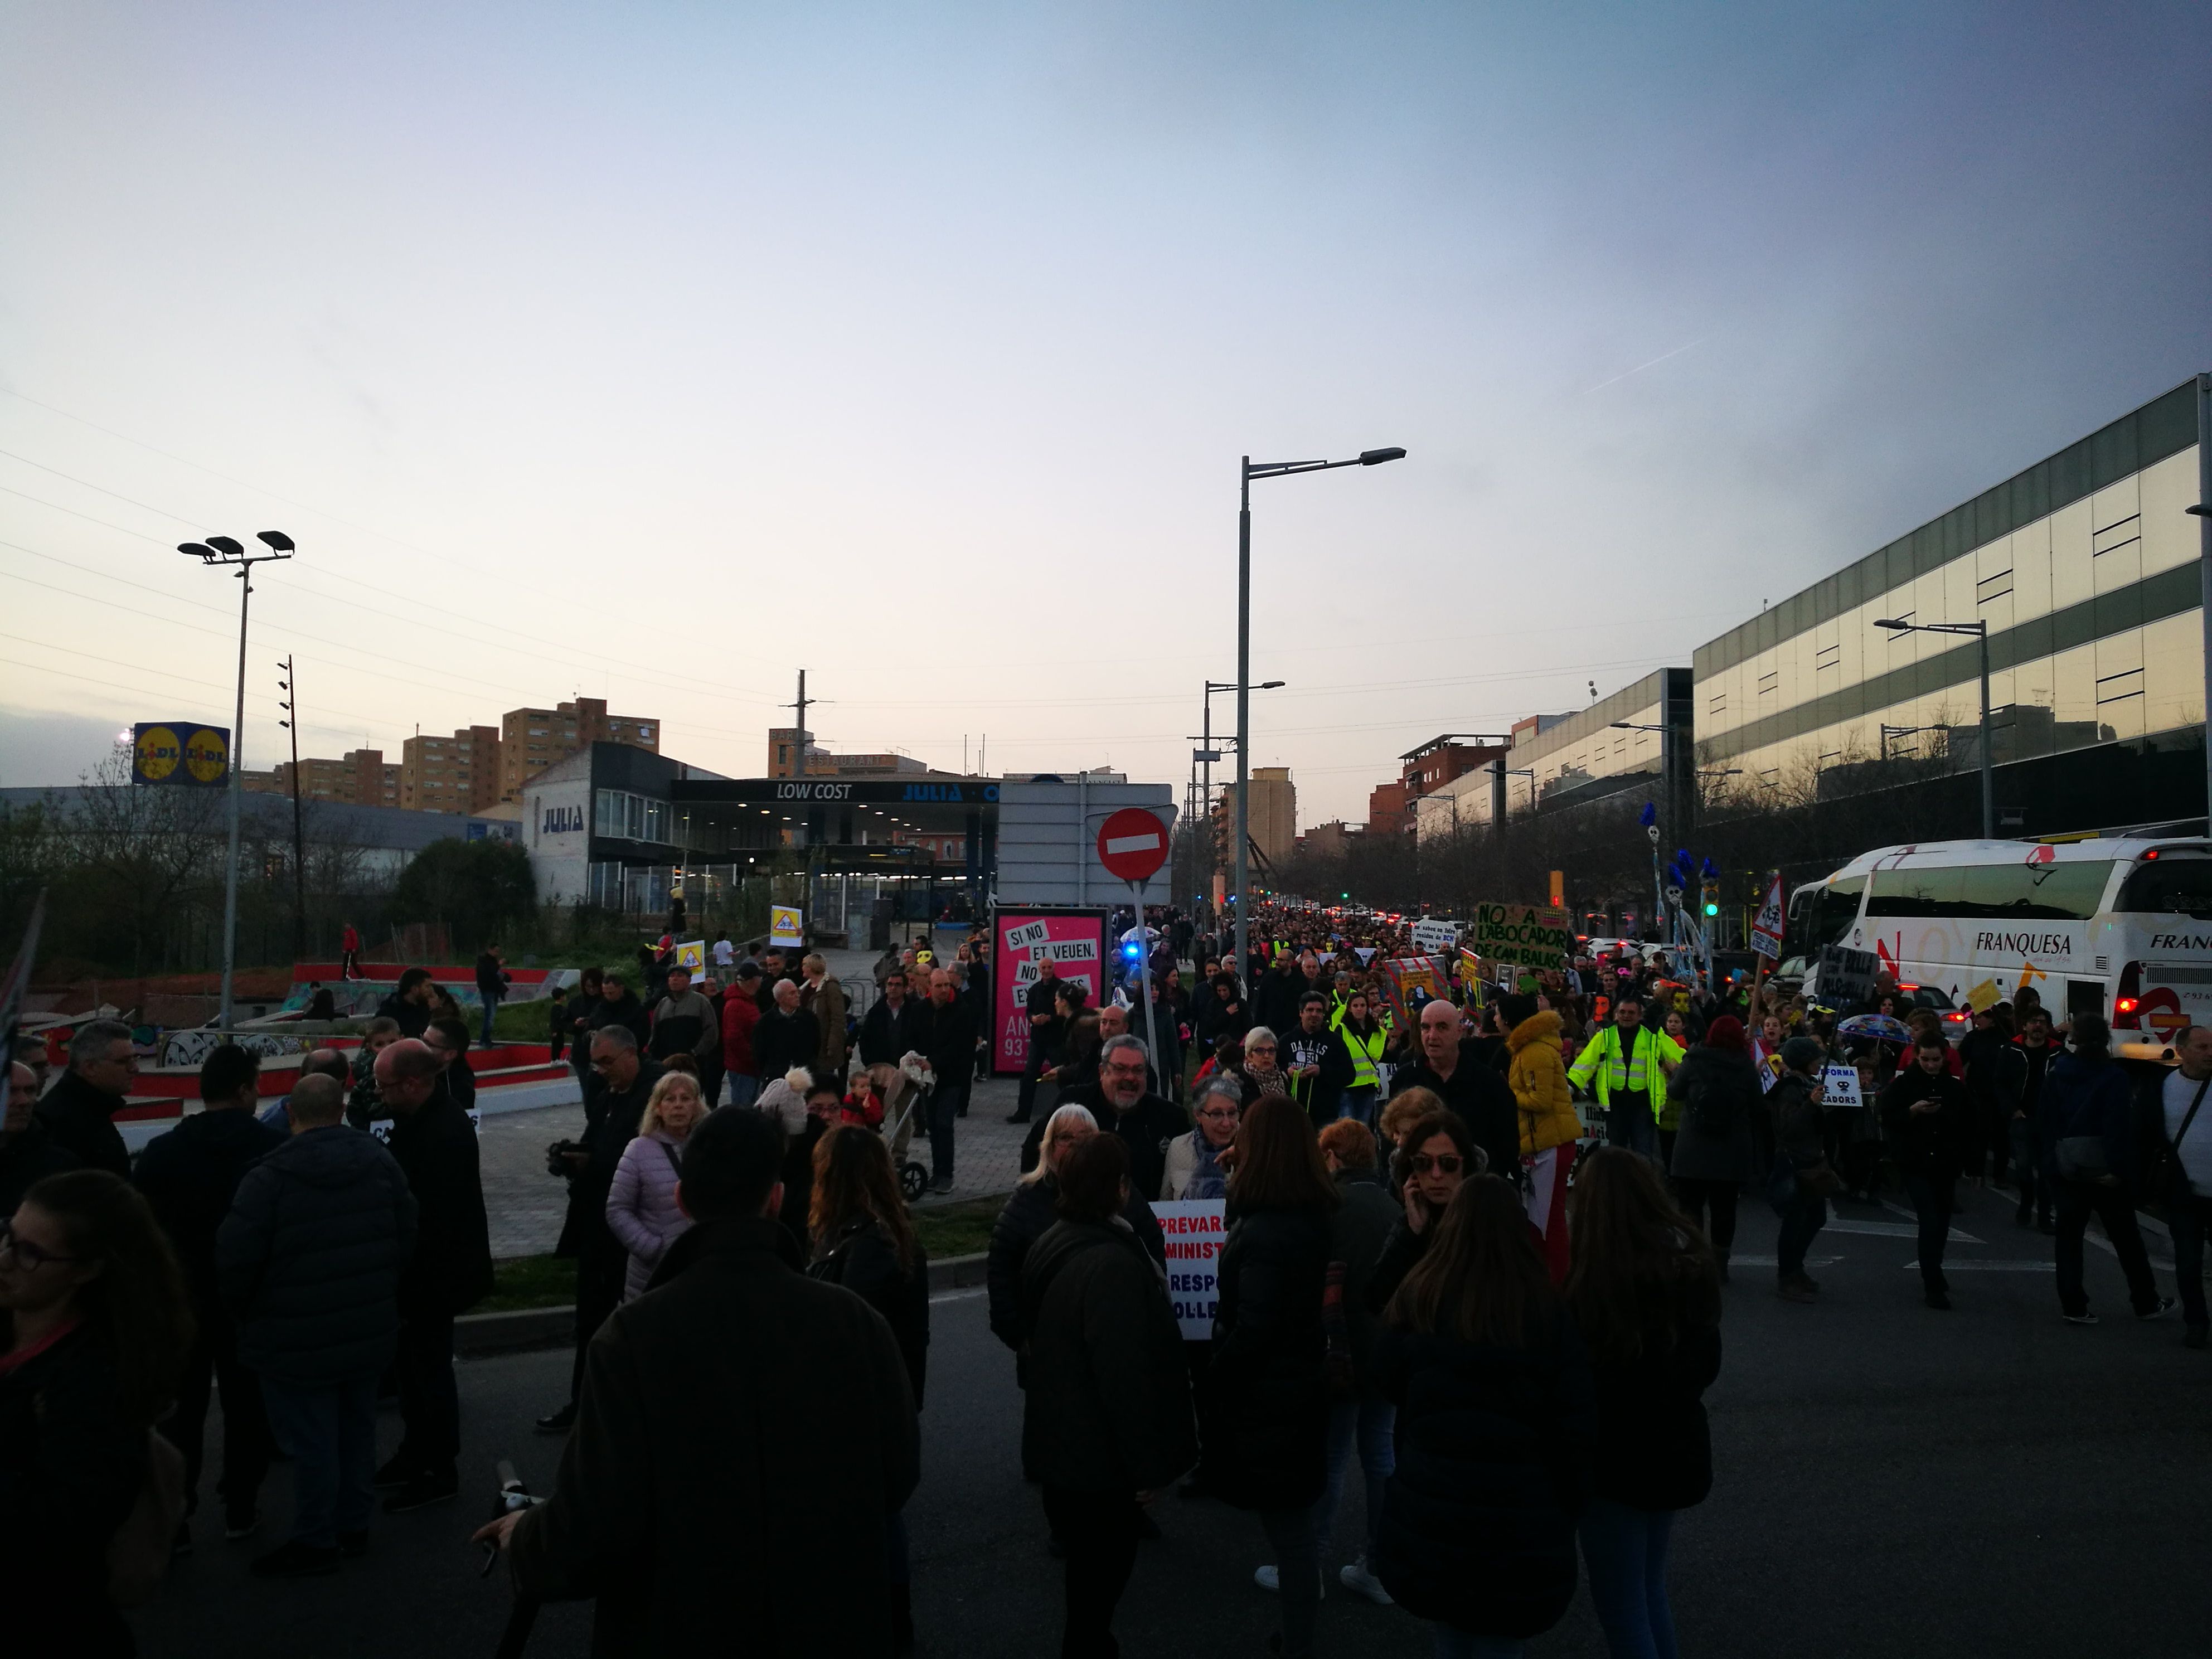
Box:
[1096,807,1168,884]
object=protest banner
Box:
[991,909,1108,1075]
[1816,944,1878,1010]
[1379,954,1451,1021]
[1151,1199,1226,1339]
[1821,1064,1863,1110]
[675,939,706,974]
[1468,902,1575,971]
[1410,918,1461,954]
[1751,875,1786,961]
[769,906,804,948]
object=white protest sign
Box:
[1821,1065,1863,1110]
[1411,918,1461,954]
[1151,1198,1226,1340]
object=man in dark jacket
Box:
[474,943,509,1047]
[217,1073,418,1577]
[1284,993,1355,1129]
[35,1017,135,1178]
[857,969,923,1068]
[752,978,821,1084]
[538,1027,664,1434]
[1879,1031,1973,1309]
[1,1060,76,1219]
[479,1106,920,1657]
[1012,957,1065,1125]
[136,1042,288,1542]
[918,967,978,1194]
[1389,1000,1521,1185]
[1019,1133,1197,1656]
[2045,1015,2172,1325]
[1073,1036,1187,1204]
[376,1038,493,1511]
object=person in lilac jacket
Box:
[605,1070,706,1301]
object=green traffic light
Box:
[1703,901,1719,916]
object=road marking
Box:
[930,1287,987,1304]
[1728,1256,1842,1268]
[1901,1258,2055,1272]
[1823,1219,1982,1243]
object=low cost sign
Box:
[1468,902,1574,969]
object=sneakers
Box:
[372,1453,419,1491]
[250,1539,342,1579]
[928,1173,953,1195]
[1777,1275,1818,1304]
[535,1403,579,1434]
[1339,1558,1394,1605]
[384,1469,459,1514]
[1252,1565,1324,1599]
[224,1509,261,1541]
[2138,1297,2178,1322]
[2062,1311,2101,1326]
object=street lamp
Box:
[1875,617,1992,837]
[1236,449,1403,986]
[181,530,295,1029]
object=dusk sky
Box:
[4,3,2208,824]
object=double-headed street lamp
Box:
[1235,448,1404,985]
[181,531,295,1029]
[1875,616,1992,838]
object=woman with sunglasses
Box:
[2,1169,194,1657]
[1367,1112,1480,1317]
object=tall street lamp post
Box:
[180,531,295,1029]
[1874,617,1992,837]
[1236,448,1404,988]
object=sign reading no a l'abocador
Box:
[1469,902,1574,969]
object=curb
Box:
[455,1250,993,1357]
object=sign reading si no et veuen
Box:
[1468,902,1575,970]
[132,722,230,787]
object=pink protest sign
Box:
[991,909,1108,1076]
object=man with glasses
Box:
[421,1017,477,1117]
[36,1018,135,1178]
[1389,998,1520,1182]
[537,1027,663,1435]
[1093,1035,1188,1202]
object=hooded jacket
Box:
[1507,1012,1582,1156]
[217,1124,419,1383]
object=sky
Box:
[3,2,2208,826]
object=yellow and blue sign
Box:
[133,722,231,787]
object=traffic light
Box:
[1701,879,1720,918]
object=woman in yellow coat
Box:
[1507,1008,1582,1283]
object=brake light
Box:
[2114,961,2143,1030]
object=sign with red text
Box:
[990,908,1108,1076]
[1151,1199,1226,1339]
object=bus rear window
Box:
[1866,861,2114,921]
[2114,860,2212,920]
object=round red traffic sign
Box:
[1096,807,1169,884]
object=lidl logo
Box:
[134,722,230,788]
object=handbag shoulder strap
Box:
[658,1139,685,1178]
[2171,1073,2211,1172]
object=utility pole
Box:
[788,668,810,779]
[277,656,307,964]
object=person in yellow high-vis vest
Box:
[1566,992,1682,1160]
[1333,987,1390,1129]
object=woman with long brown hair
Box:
[1371,1175,1594,1658]
[1202,1097,1338,1659]
[807,1123,928,1649]
[2,1169,195,1657]
[1564,1147,1721,1659]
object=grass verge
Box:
[912,1196,1002,1262]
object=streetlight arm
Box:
[1245,448,1406,482]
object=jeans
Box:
[2168,1192,2212,1331]
[1776,1189,1827,1280]
[1608,1100,1658,1158]
[1313,1396,1394,1563]
[2055,1178,2160,1317]
[724,1071,760,1108]
[259,1371,379,1549]
[394,1311,458,1475]
[1672,1176,1738,1255]
[930,1082,969,1180]
[1041,1487,1141,1658]
[1258,1506,1319,1659]
[1903,1166,1957,1294]
[1578,1497,1679,1659]
[162,1306,273,1522]
[2010,1118,2046,1220]
[1433,1627,1525,1658]
[1338,1085,1378,1128]
[478,996,500,1046]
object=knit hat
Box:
[1779,1035,1826,1074]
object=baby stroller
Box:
[863,1060,934,1202]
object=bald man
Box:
[375,1039,492,1512]
[1,1060,76,1220]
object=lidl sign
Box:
[133,722,231,787]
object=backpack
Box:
[108,1429,187,1607]
[1684,1057,1739,1138]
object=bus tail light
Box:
[2113,961,2143,1029]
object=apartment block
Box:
[239,749,399,807]
[766,727,925,778]
[401,725,502,815]
[500,697,659,802]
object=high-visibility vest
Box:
[1340,1022,1387,1089]
[1568,1024,1679,1109]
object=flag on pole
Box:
[1750,874,1786,961]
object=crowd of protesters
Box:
[7,898,2209,1657]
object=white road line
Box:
[929,1287,987,1304]
[1900,1258,2056,1272]
[1823,1219,1982,1243]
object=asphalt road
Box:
[140,1186,2212,1659]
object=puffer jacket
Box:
[1507,1012,1582,1156]
[606,1130,692,1302]
[987,1176,1168,1358]
[217,1125,419,1384]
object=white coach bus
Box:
[1791,837,2212,1055]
